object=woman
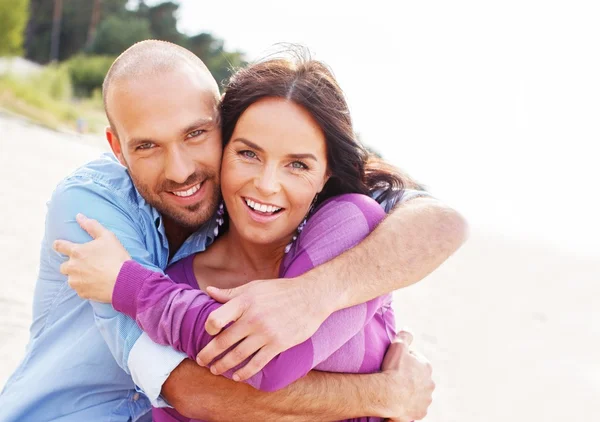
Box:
[67,53,423,421]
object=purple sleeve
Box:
[113,260,221,355]
[112,193,387,392]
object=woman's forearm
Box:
[114,259,386,392]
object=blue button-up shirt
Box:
[0,154,217,422]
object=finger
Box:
[197,319,248,366]
[76,214,107,240]
[232,346,278,382]
[381,338,406,371]
[409,349,433,371]
[396,330,414,346]
[209,335,266,376]
[53,240,77,257]
[204,299,245,336]
[206,285,246,303]
[59,260,71,276]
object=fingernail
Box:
[196,358,204,367]
[76,213,87,221]
[232,374,240,382]
[210,366,217,375]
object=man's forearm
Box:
[304,197,468,311]
[163,360,391,421]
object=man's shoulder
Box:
[53,153,140,209]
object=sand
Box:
[0,112,597,421]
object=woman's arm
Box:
[113,193,388,391]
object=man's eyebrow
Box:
[127,117,215,146]
[180,117,215,136]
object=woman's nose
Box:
[254,166,280,195]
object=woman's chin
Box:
[237,230,292,251]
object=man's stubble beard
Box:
[127,165,221,232]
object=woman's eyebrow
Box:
[233,138,318,161]
[287,153,317,161]
[232,138,264,152]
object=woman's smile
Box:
[241,196,286,224]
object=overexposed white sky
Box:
[154,0,599,256]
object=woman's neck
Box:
[218,225,289,281]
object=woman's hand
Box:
[53,213,131,303]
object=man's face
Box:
[106,68,222,231]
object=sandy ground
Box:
[0,112,598,421]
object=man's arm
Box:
[198,196,468,378]
[312,196,468,309]
[48,179,186,403]
[165,331,432,422]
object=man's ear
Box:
[106,126,127,167]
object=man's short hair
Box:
[102,40,219,132]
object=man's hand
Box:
[196,276,332,381]
[53,213,131,303]
[381,331,435,421]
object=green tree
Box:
[89,15,152,56]
[187,34,246,89]
[145,1,184,44]
[0,0,30,56]
[24,0,128,63]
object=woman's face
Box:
[220,97,329,249]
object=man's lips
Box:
[165,181,207,205]
[169,182,202,198]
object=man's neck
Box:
[163,218,196,259]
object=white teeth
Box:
[172,183,200,197]
[244,198,282,214]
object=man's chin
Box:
[164,203,216,229]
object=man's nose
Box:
[254,165,281,196]
[164,146,195,184]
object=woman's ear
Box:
[320,171,332,192]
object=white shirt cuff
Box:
[128,333,187,408]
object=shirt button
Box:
[132,393,140,401]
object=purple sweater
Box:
[113,193,395,422]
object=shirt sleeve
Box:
[45,178,185,405]
[375,188,433,213]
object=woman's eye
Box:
[290,161,308,170]
[187,130,204,139]
[240,150,257,159]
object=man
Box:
[0,41,467,421]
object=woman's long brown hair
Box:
[220,48,423,208]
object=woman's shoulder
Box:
[310,193,385,230]
[165,254,198,287]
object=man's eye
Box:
[136,143,155,150]
[240,150,257,159]
[187,130,204,139]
